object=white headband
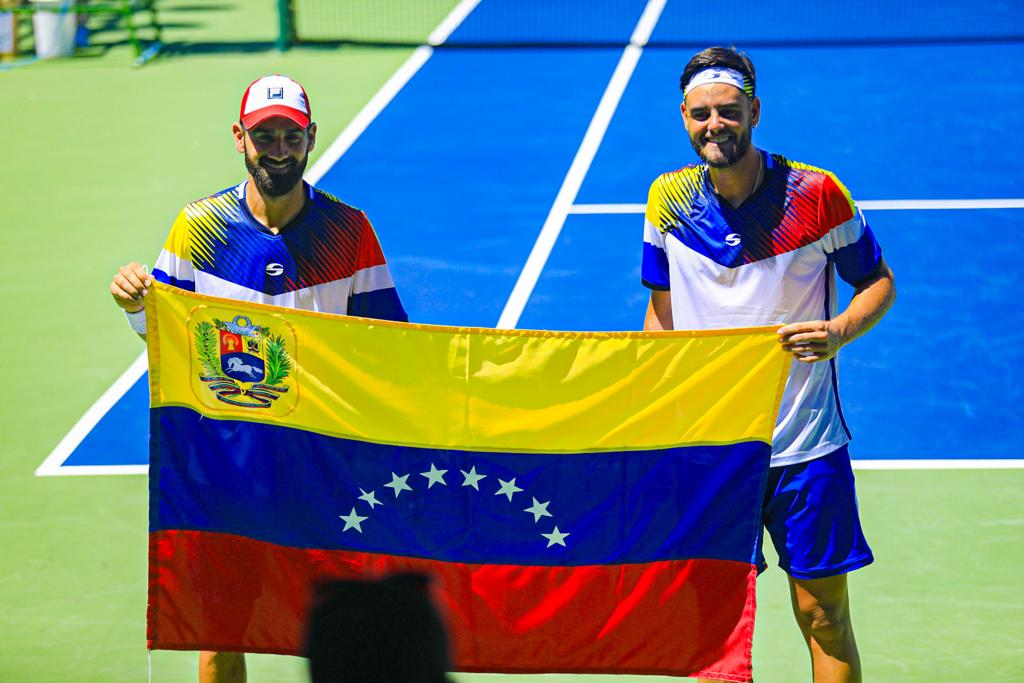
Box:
[683,67,751,98]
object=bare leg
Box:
[199,651,247,683]
[788,574,861,683]
[694,574,860,682]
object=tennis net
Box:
[281,0,1024,49]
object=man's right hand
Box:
[110,262,152,313]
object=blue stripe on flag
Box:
[151,406,769,566]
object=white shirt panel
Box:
[661,234,850,466]
[193,270,354,315]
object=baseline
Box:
[853,460,1024,470]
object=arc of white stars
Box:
[420,463,448,489]
[358,488,382,509]
[339,508,368,533]
[494,477,524,502]
[384,472,412,498]
[542,526,570,548]
[524,497,553,523]
[460,466,487,491]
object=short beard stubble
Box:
[691,127,753,168]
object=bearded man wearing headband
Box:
[642,47,895,683]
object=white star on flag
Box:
[358,488,382,509]
[460,466,487,490]
[339,508,368,533]
[384,472,413,498]
[542,526,570,548]
[494,477,524,502]
[420,463,448,488]
[524,497,553,523]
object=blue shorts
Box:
[756,446,874,580]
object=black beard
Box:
[691,129,752,168]
[245,153,308,197]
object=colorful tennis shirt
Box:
[642,151,882,467]
[152,181,407,322]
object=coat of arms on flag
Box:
[188,309,296,413]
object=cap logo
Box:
[241,77,311,127]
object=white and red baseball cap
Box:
[239,75,311,129]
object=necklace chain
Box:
[751,154,764,196]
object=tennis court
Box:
[3,0,1023,681]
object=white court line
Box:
[427,0,482,46]
[41,464,150,476]
[304,48,434,184]
[569,203,646,214]
[496,0,668,329]
[853,459,1024,470]
[36,352,150,477]
[39,0,483,477]
[630,0,668,42]
[569,199,1024,215]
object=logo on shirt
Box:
[266,263,284,276]
[267,87,284,100]
[191,312,297,413]
[725,233,742,247]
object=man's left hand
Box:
[777,320,844,363]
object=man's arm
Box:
[643,290,674,331]
[777,258,895,363]
[110,261,152,341]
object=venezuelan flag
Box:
[145,282,789,681]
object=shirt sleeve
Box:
[818,175,883,286]
[348,214,409,322]
[641,177,671,291]
[152,209,197,291]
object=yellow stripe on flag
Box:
[146,283,789,453]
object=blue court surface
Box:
[44,0,1024,473]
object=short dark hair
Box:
[679,46,756,98]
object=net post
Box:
[276,0,293,51]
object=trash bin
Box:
[31,0,76,59]
[0,11,15,60]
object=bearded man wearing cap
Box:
[109,75,408,683]
[641,47,895,683]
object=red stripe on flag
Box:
[148,530,755,681]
